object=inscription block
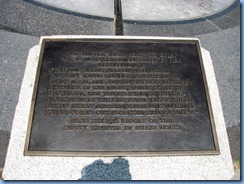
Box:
[24,38,219,156]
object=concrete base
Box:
[3,36,234,180]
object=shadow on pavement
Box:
[80,158,132,180]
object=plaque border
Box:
[24,36,220,156]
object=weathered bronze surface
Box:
[25,37,219,156]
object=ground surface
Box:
[0,0,240,180]
[21,0,236,21]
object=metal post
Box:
[114,0,124,35]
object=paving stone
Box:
[0,168,3,180]
[196,26,240,128]
[31,0,114,19]
[124,20,219,37]
[207,0,240,30]
[0,130,10,168]
[0,30,39,132]
[122,0,234,21]
[0,0,114,36]
[124,1,239,37]
[227,126,240,160]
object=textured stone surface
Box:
[124,20,220,37]
[0,0,239,37]
[122,0,234,21]
[208,3,240,30]
[0,0,113,36]
[0,30,39,132]
[231,169,240,180]
[0,30,38,169]
[196,26,240,128]
[29,0,235,21]
[2,36,234,180]
[32,0,114,18]
[0,168,3,180]
[0,131,10,168]
[227,126,240,160]
[124,1,239,37]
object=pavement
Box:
[122,0,235,21]
[0,0,114,36]
[21,0,235,21]
[0,0,240,180]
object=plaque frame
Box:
[24,36,219,156]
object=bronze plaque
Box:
[24,37,219,156]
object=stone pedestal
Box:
[3,36,234,180]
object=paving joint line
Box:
[204,18,222,31]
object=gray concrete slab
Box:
[0,0,114,36]
[124,1,239,37]
[122,0,234,21]
[124,20,220,37]
[0,130,10,168]
[208,5,240,30]
[196,26,240,128]
[28,0,235,22]
[0,30,38,168]
[0,30,39,132]
[227,125,240,160]
[32,0,114,19]
[0,168,2,179]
